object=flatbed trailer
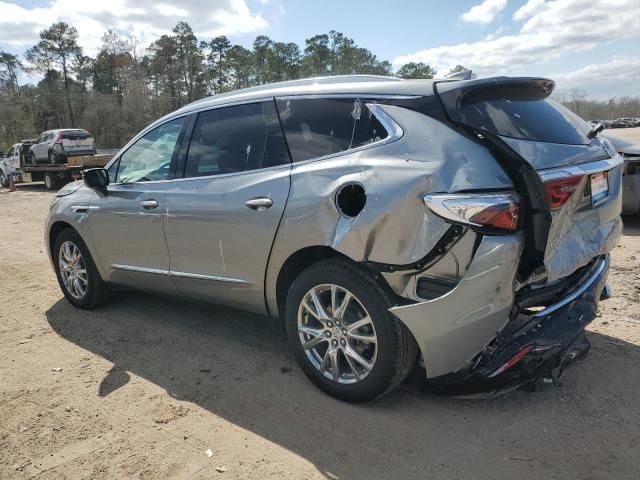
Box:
[13,154,112,190]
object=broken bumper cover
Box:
[426,255,609,396]
[389,233,524,378]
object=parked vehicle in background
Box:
[606,135,640,215]
[46,75,622,402]
[1,138,111,190]
[1,141,33,187]
[29,129,96,165]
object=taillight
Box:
[423,192,521,233]
[543,175,584,210]
[488,344,534,378]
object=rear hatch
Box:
[435,77,622,285]
[61,130,94,154]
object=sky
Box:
[0,0,638,98]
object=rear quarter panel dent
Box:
[265,106,513,315]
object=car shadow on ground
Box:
[46,292,640,479]
[622,214,640,236]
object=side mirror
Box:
[83,168,109,190]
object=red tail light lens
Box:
[543,175,584,210]
[424,192,521,232]
[489,344,534,378]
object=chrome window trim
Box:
[106,93,407,182]
[110,264,247,284]
[164,163,291,183]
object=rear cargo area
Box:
[435,77,623,287]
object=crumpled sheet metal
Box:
[264,105,513,316]
[390,233,524,378]
[544,162,623,283]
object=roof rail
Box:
[186,75,402,107]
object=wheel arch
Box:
[48,220,74,261]
[272,245,401,320]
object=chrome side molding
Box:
[110,264,247,284]
[171,270,248,284]
[110,264,170,276]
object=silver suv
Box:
[46,76,622,401]
[30,129,96,164]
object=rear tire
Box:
[30,152,37,165]
[284,259,418,402]
[53,228,111,309]
[44,173,58,190]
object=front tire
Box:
[53,228,110,309]
[285,259,417,402]
[0,170,8,188]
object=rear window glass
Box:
[441,85,592,145]
[62,130,92,140]
[276,98,389,162]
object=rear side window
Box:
[440,84,592,145]
[184,101,289,178]
[276,98,389,162]
[62,130,92,140]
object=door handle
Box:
[245,197,273,211]
[140,199,158,210]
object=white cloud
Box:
[552,56,640,98]
[461,0,507,24]
[154,4,189,17]
[513,0,545,21]
[0,0,268,55]
[395,0,640,77]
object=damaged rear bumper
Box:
[417,255,609,396]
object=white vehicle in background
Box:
[1,138,112,190]
[29,129,96,165]
[0,142,32,187]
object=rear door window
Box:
[184,101,289,178]
[276,98,389,162]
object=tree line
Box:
[1,21,637,151]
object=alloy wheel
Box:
[297,284,378,384]
[58,241,88,300]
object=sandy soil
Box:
[1,184,639,480]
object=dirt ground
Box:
[1,170,639,479]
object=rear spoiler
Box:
[435,77,555,116]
